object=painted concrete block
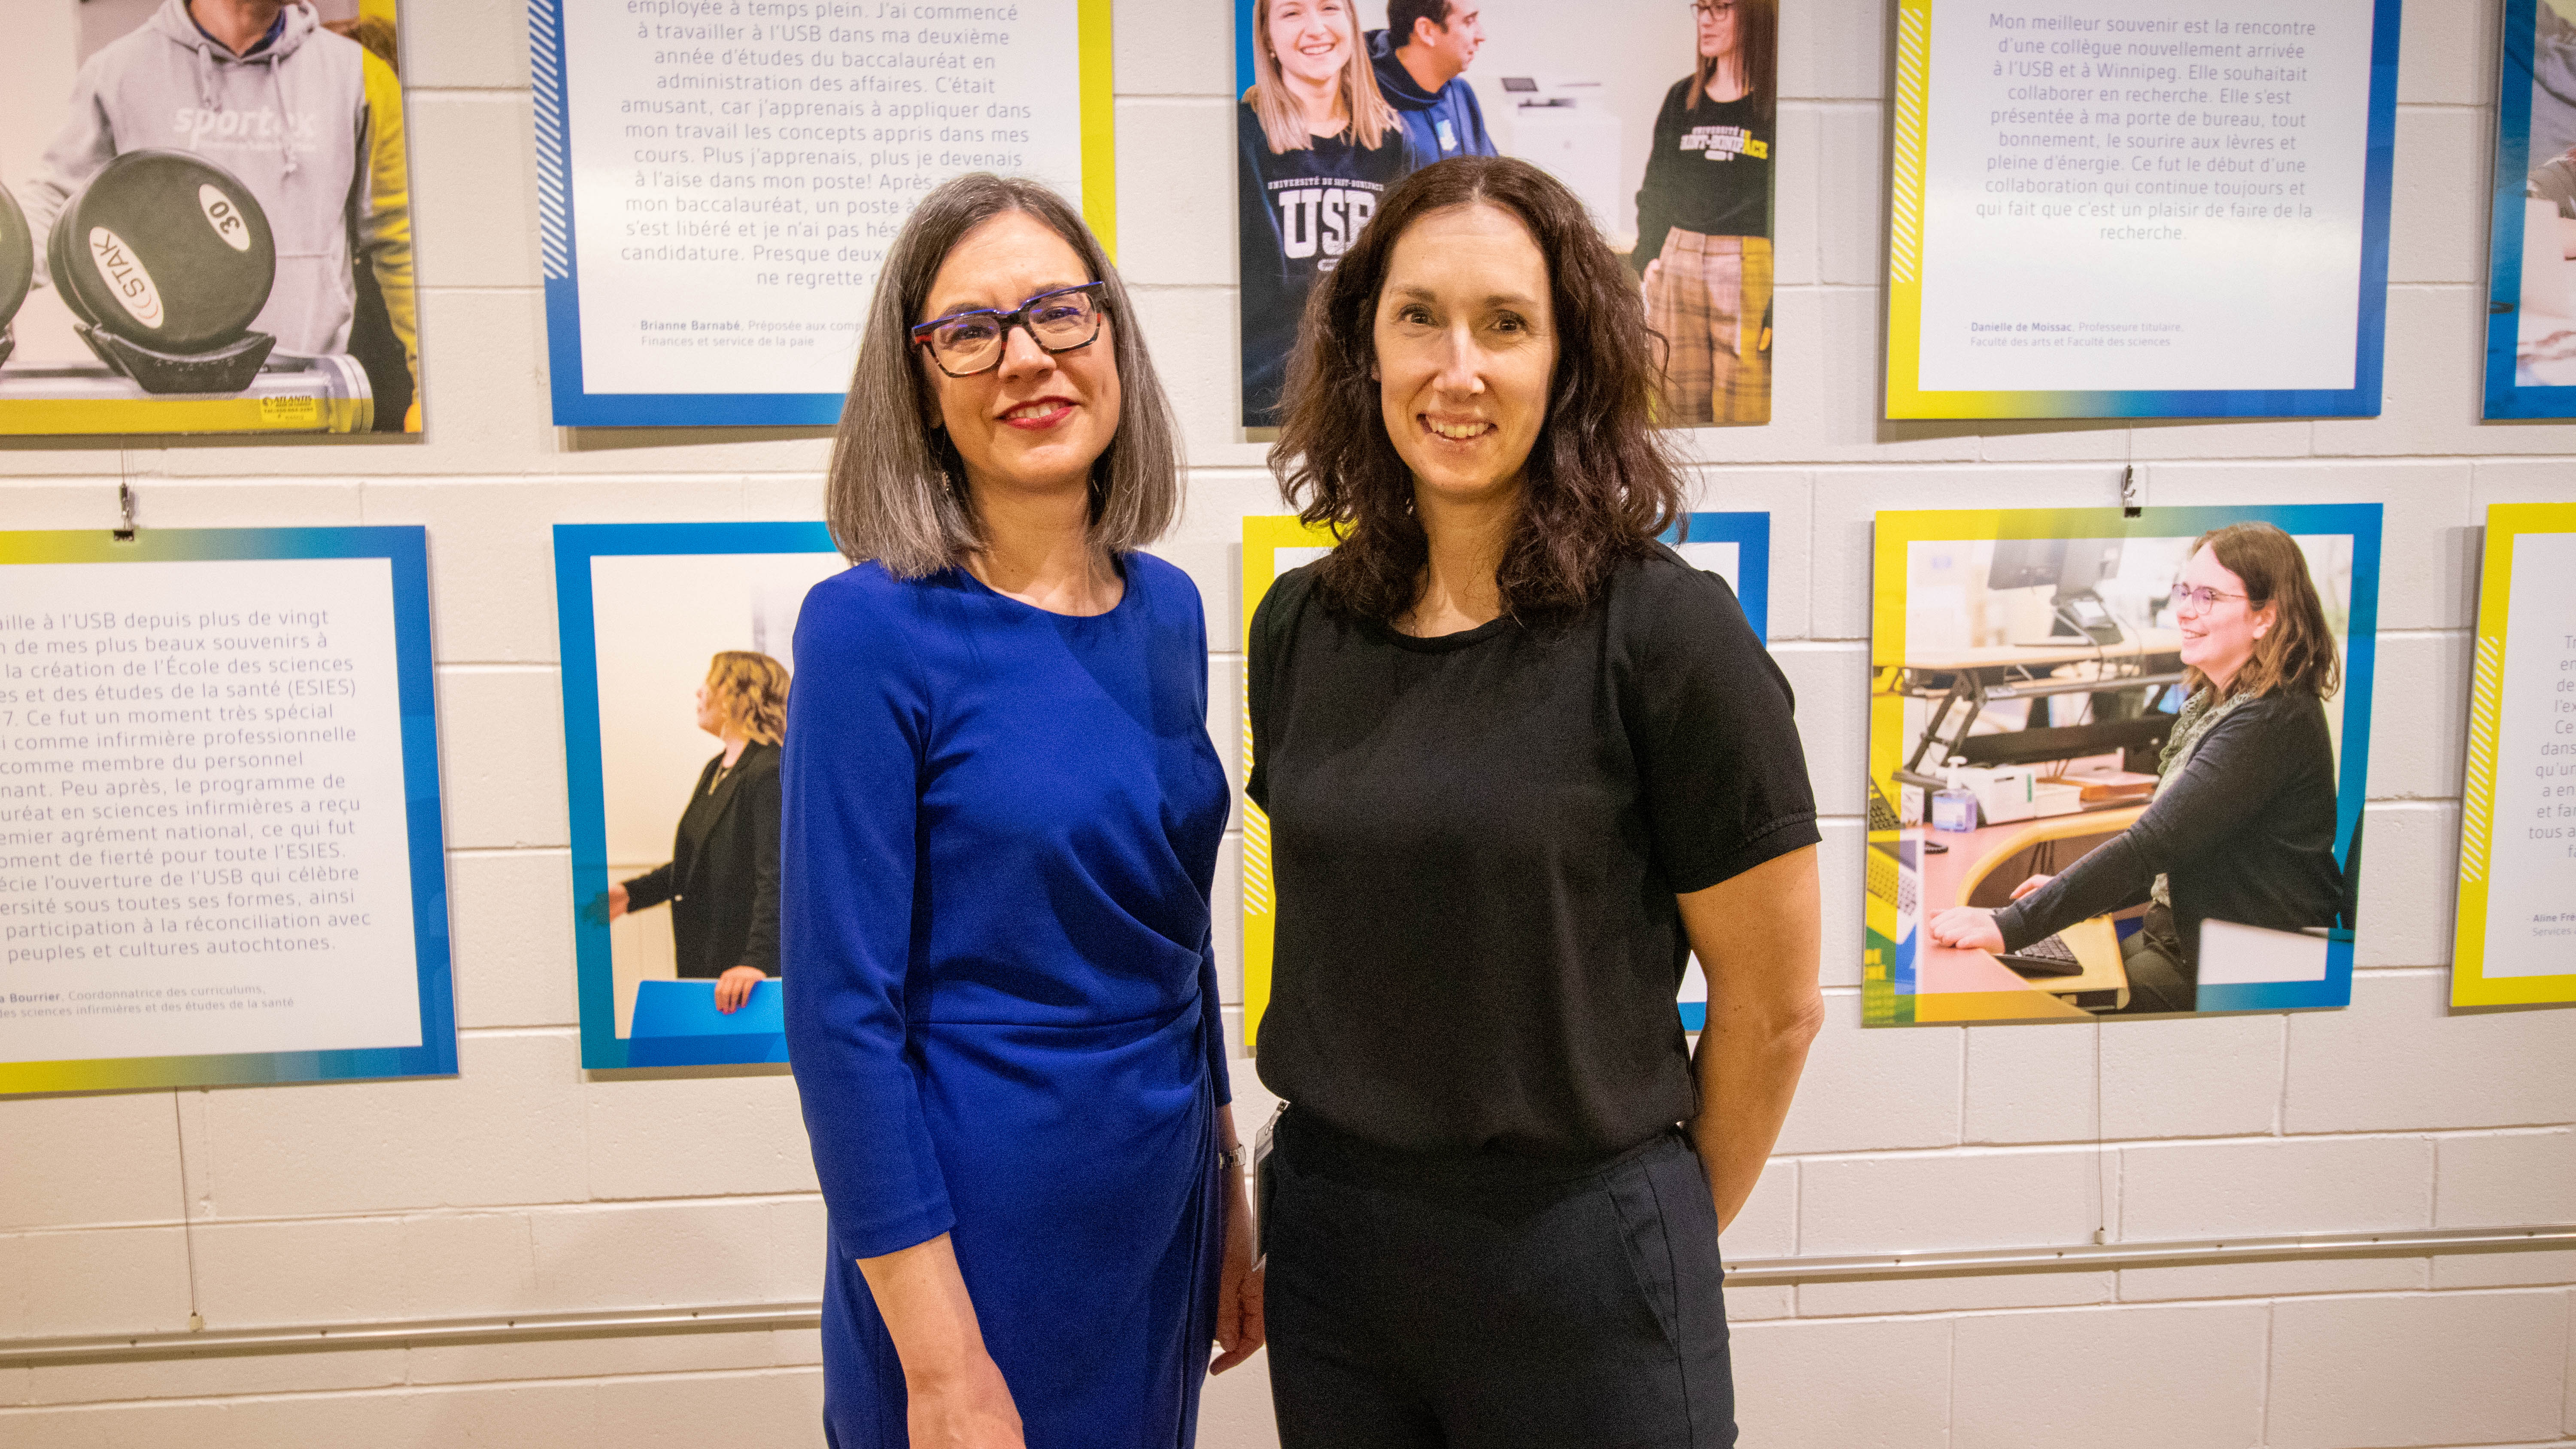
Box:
[2287,974,2576,1133]
[1733,1316,1951,1449]
[2268,1289,2571,1448]
[1954,1303,2268,1449]
[2120,1135,2434,1241]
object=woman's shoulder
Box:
[1658,76,1697,114]
[1615,543,1753,622]
[2221,688,2333,738]
[795,560,961,659]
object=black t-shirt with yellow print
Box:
[1632,78,1773,271]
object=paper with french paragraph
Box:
[0,559,421,1061]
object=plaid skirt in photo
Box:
[1645,230,1773,425]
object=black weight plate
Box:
[0,182,30,330]
[48,149,274,353]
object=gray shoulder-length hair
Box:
[825,173,1184,576]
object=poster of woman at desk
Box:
[1863,506,2383,1026]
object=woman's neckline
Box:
[1367,613,1511,653]
[953,553,1134,621]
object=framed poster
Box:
[530,0,1115,427]
[1864,505,2382,1026]
[0,527,454,1094]
[1882,0,2400,420]
[2452,502,2576,1006]
[0,0,422,436]
[1234,0,1778,430]
[2482,0,2576,417]
[1237,510,1771,1047]
[554,522,847,1069]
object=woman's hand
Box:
[1926,906,2005,953]
[606,882,629,920]
[2010,873,2054,900]
[1641,258,1663,298]
[1211,1151,1266,1373]
[905,1355,1027,1449]
[714,964,767,1014]
[857,1235,1025,1448]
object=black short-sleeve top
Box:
[1246,544,1820,1160]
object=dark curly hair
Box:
[1272,155,1686,624]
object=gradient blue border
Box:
[2482,0,2576,418]
[1878,504,2381,1016]
[554,522,838,1068]
[1663,511,1771,644]
[0,527,457,1090]
[1894,0,2400,420]
[528,2,848,429]
[1662,510,1770,1028]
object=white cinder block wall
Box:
[3,0,2573,1444]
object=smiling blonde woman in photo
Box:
[1247,155,1824,1447]
[1928,521,2348,1014]
[1238,0,1409,424]
[782,173,1258,1449]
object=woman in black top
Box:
[1928,523,2346,1014]
[1250,155,1822,1448]
[1633,0,1777,424]
[1237,0,1409,426]
[610,651,787,1016]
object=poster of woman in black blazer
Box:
[609,652,788,1014]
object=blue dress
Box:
[782,554,1234,1448]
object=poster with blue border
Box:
[555,522,845,1069]
[2482,0,2576,418]
[0,527,455,1094]
[1884,0,2400,420]
[529,0,1119,427]
[1864,504,2381,1026]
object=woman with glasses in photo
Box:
[1249,155,1823,1447]
[784,173,1259,1449]
[1634,0,1779,424]
[1238,0,1409,425]
[1928,522,2348,1014]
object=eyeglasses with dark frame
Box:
[910,282,1108,378]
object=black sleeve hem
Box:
[1668,812,1820,897]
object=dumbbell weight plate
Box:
[0,182,31,332]
[47,149,274,354]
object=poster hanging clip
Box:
[2119,466,2142,520]
[113,480,138,543]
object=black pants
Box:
[1264,1111,1737,1449]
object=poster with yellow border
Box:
[2452,501,2576,1007]
[0,0,421,437]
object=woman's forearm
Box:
[854,1234,999,1389]
[1678,846,1824,1231]
[1691,996,1822,1229]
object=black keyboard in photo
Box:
[1997,932,2086,977]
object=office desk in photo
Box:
[1891,630,2185,782]
[624,979,788,1067]
[1909,803,2149,1020]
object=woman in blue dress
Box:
[783,173,1261,1448]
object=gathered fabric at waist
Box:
[1277,1104,1686,1198]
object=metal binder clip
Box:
[113,479,137,543]
[2119,465,2142,520]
